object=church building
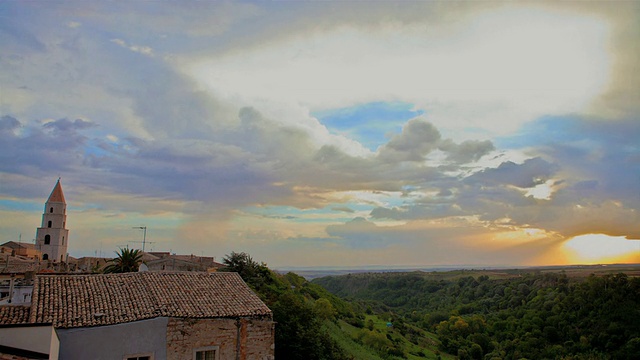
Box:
[35,179,69,262]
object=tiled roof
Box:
[0,306,31,325]
[30,272,271,328]
[46,180,65,203]
[0,242,36,250]
[0,257,38,274]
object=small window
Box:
[193,346,219,360]
[42,254,49,260]
[44,235,51,245]
[62,236,65,245]
[48,220,52,228]
[124,353,153,360]
[50,207,53,213]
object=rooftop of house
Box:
[29,272,271,328]
[0,242,36,251]
[0,256,38,274]
[0,306,31,326]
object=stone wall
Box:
[166,317,274,360]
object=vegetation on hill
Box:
[219,252,448,360]
[313,270,640,359]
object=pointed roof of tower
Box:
[47,179,66,203]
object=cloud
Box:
[439,139,495,164]
[370,203,465,221]
[0,115,21,133]
[377,119,441,162]
[1,1,638,265]
[331,206,355,213]
[111,38,154,56]
[326,217,383,246]
[186,4,613,141]
[43,118,96,132]
[465,157,558,188]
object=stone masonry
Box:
[166,317,275,360]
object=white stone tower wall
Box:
[35,180,69,262]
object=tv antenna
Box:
[131,226,154,252]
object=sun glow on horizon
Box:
[563,234,640,264]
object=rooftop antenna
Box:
[131,226,154,252]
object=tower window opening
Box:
[62,236,65,245]
[45,235,50,245]
[48,221,52,228]
[43,254,49,260]
[50,207,53,213]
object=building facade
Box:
[35,180,69,262]
[0,272,275,360]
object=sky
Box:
[1,1,639,268]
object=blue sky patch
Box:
[312,102,424,151]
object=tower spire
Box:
[47,178,66,203]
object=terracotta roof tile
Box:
[31,272,271,328]
[0,306,31,325]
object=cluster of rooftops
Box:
[0,271,272,329]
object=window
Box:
[62,236,65,245]
[44,235,51,245]
[124,353,153,360]
[49,207,53,213]
[193,346,219,360]
[42,254,48,260]
[47,221,52,228]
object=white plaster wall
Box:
[56,317,168,360]
[0,325,56,355]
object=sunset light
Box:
[564,234,640,264]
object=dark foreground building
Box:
[0,272,274,360]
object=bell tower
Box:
[35,179,69,262]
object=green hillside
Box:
[220,252,449,360]
[313,269,640,359]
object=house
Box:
[0,273,34,305]
[145,253,225,272]
[0,272,275,360]
[0,254,37,274]
[0,242,41,260]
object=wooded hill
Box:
[220,253,639,359]
[312,268,640,359]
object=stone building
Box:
[35,179,69,263]
[0,272,274,359]
[145,252,225,272]
[0,242,41,260]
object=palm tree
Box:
[103,247,143,273]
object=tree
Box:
[103,248,143,273]
[314,298,337,321]
[220,251,279,292]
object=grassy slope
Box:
[324,315,455,360]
